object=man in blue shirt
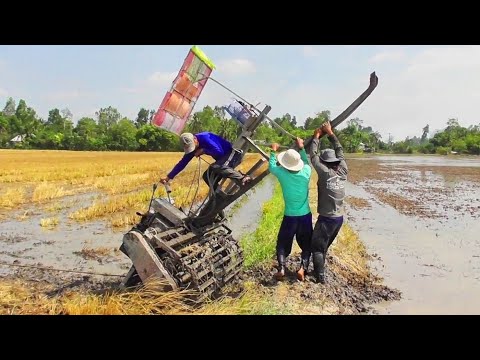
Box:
[160,132,251,190]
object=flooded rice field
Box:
[345,155,480,314]
[2,151,479,314]
[0,191,131,281]
[0,178,273,286]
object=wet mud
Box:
[0,191,134,281]
[5,154,474,314]
[244,253,400,314]
[345,155,480,314]
[0,179,276,299]
[226,177,275,238]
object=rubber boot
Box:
[275,254,286,280]
[312,252,325,284]
[296,256,310,281]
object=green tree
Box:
[135,108,151,128]
[303,110,331,130]
[252,123,281,143]
[15,99,41,144]
[72,117,99,150]
[2,97,16,116]
[75,117,98,137]
[96,106,121,131]
[136,124,180,151]
[447,118,459,129]
[184,106,220,134]
[421,124,429,143]
[451,139,467,153]
[0,115,10,146]
[46,108,65,131]
[337,119,363,152]
[108,118,138,151]
[61,108,73,121]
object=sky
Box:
[1,45,479,142]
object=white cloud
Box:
[217,59,256,75]
[200,45,480,142]
[406,45,480,73]
[0,87,7,97]
[108,45,480,141]
[119,71,176,95]
[369,49,406,63]
[125,60,256,110]
[124,57,254,108]
[353,46,480,140]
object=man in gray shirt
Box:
[309,121,348,284]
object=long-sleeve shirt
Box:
[309,134,348,218]
[269,148,312,217]
[167,132,233,179]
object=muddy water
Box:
[0,177,275,281]
[346,155,480,315]
[0,191,132,278]
[357,154,480,168]
[5,152,478,315]
[226,176,275,239]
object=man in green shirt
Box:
[269,137,312,281]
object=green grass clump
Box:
[241,183,284,268]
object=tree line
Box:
[1,97,479,155]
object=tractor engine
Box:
[119,196,244,299]
[119,104,274,299]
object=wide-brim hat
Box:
[320,149,340,163]
[277,149,304,172]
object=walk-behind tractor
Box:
[119,72,379,299]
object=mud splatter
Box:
[243,253,400,314]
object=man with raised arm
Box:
[309,122,348,284]
[269,137,313,281]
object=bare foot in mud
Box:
[297,267,306,281]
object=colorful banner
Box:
[152,46,215,135]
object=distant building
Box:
[358,142,375,153]
[9,134,27,144]
[8,134,35,147]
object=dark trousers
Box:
[311,215,343,275]
[276,213,313,267]
[202,151,244,191]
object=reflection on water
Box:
[226,177,275,239]
[372,155,480,167]
[345,155,480,314]
[0,178,276,279]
